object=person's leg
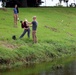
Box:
[27,28,30,38]
[20,29,27,38]
[34,32,37,43]
[32,31,34,43]
[14,14,17,27]
[32,31,37,43]
[34,31,37,43]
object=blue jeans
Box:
[20,28,30,38]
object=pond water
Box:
[0,56,76,75]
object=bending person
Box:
[19,19,30,38]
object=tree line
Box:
[1,0,71,7]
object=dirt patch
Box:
[66,32,73,36]
[0,41,18,50]
[44,25,59,32]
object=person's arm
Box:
[26,21,29,26]
[27,22,32,27]
[28,22,32,25]
[24,28,28,30]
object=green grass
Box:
[0,7,76,68]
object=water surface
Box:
[0,56,76,75]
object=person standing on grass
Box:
[13,4,18,27]
[29,16,38,43]
[19,19,30,39]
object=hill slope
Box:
[0,8,76,68]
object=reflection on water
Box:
[64,61,76,75]
[38,61,76,75]
[0,57,76,75]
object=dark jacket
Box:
[21,22,29,28]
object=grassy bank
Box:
[0,7,76,68]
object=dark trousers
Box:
[20,28,30,38]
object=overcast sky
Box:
[40,0,76,6]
